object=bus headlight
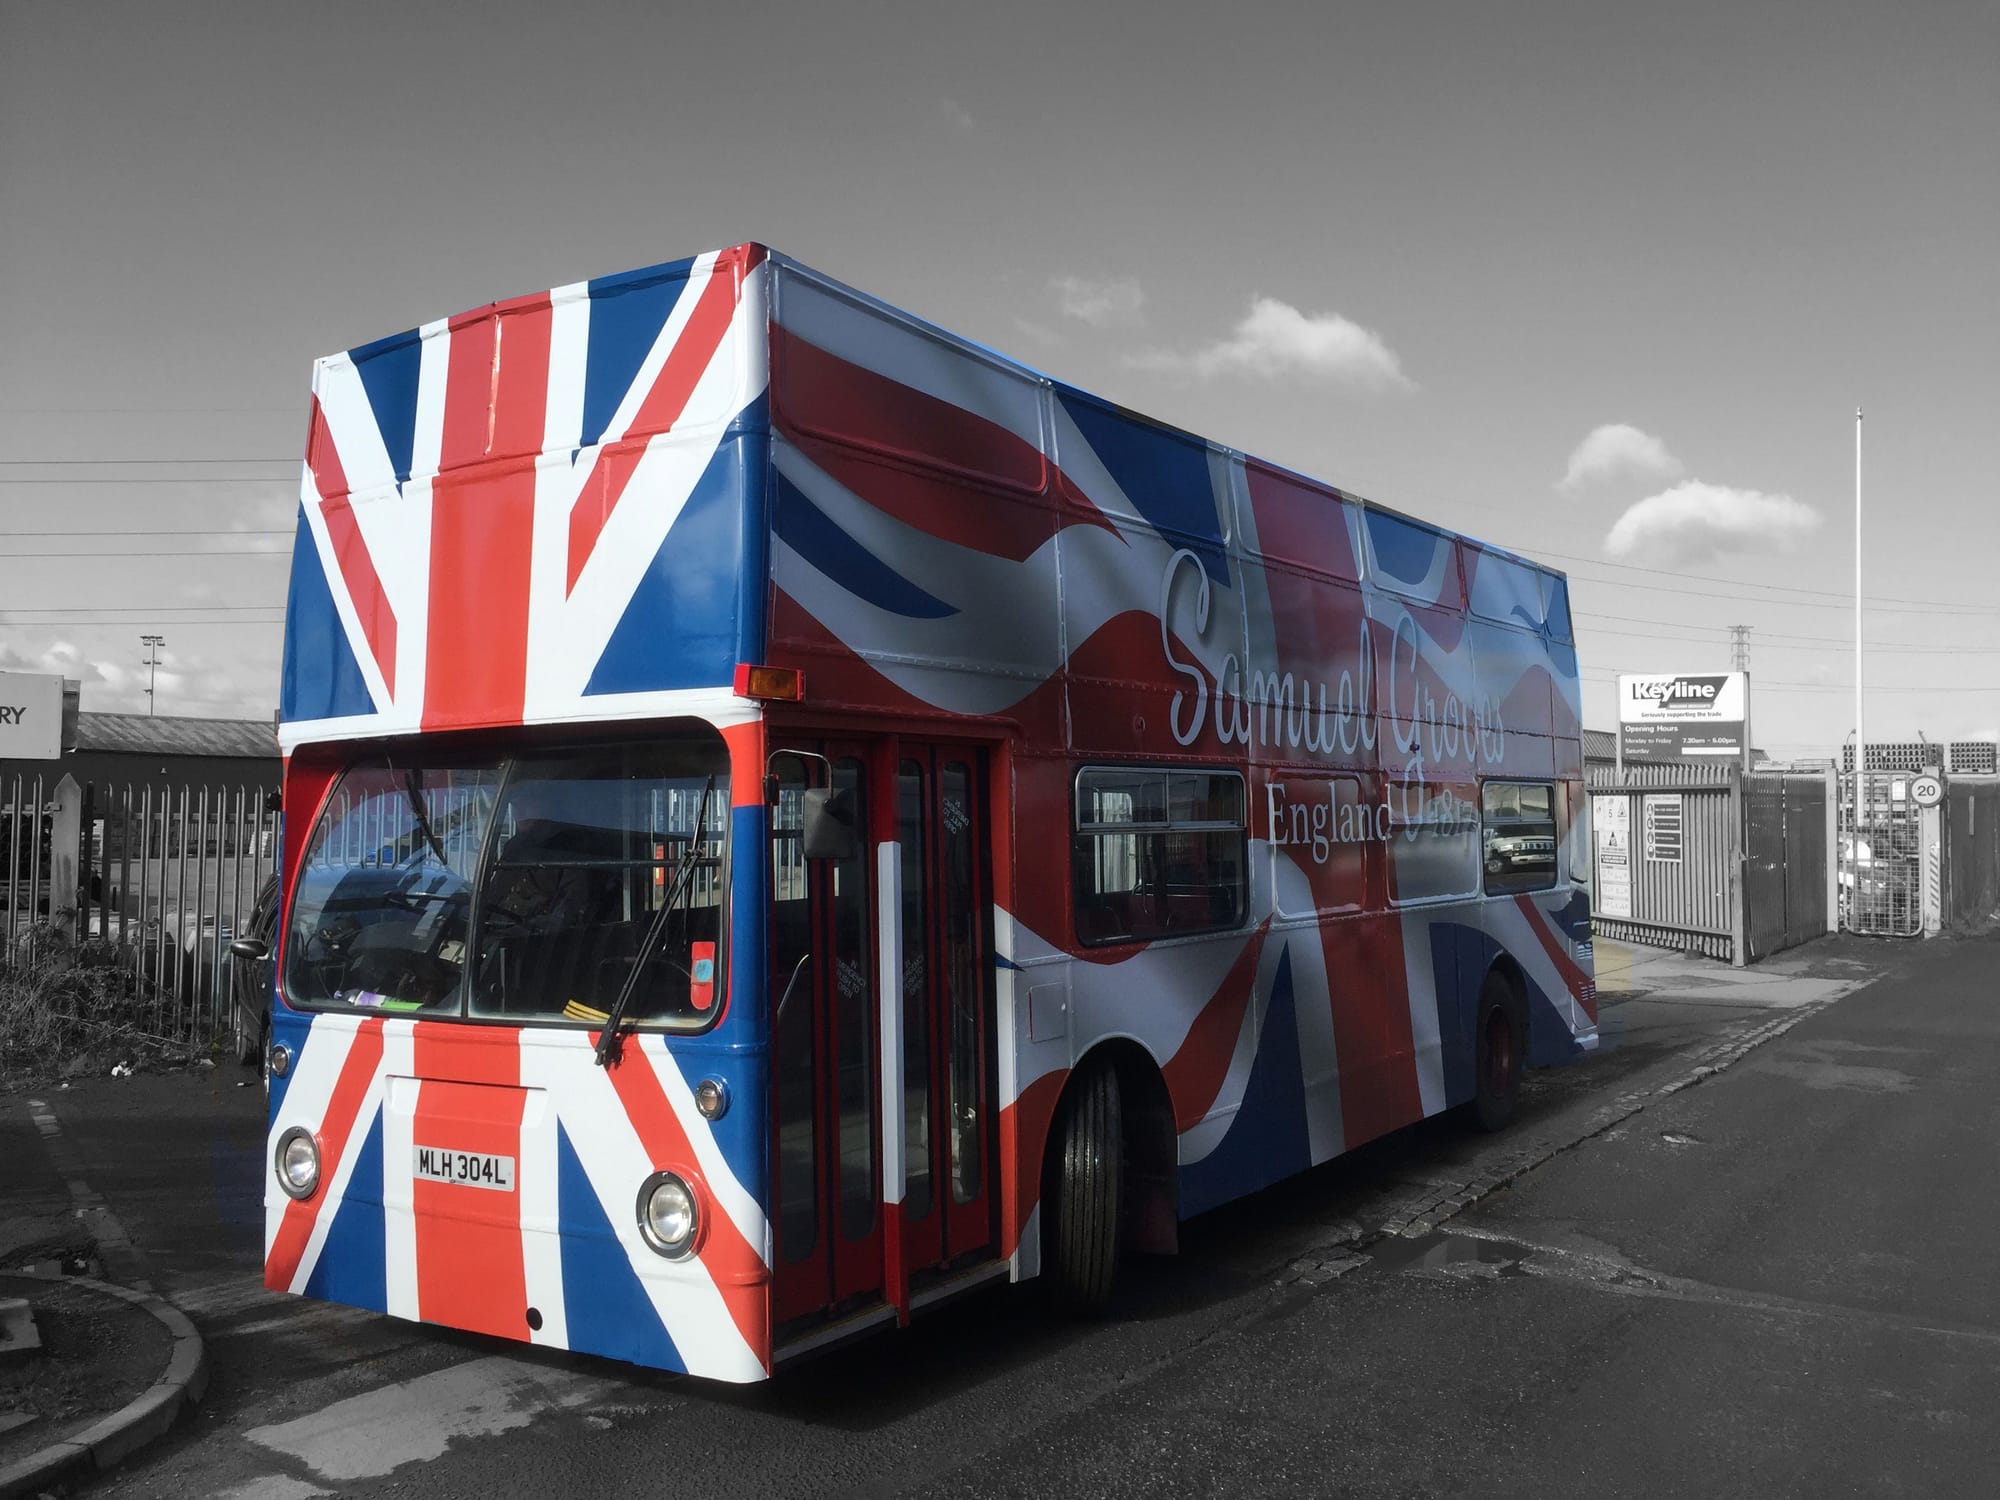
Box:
[276,1127,320,1200]
[636,1171,698,1258]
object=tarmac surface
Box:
[3,929,1988,1497]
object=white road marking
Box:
[244,1354,621,1481]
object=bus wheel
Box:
[1470,971,1526,1132]
[1043,1061,1123,1313]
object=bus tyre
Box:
[1470,971,1526,1133]
[1044,1062,1123,1314]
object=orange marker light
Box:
[733,664,804,701]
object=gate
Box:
[1840,772,1924,936]
[1745,771,1830,961]
[1588,763,1739,961]
[1944,777,2000,929]
[3,771,278,1044]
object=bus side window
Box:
[1072,766,1245,945]
[1481,781,1558,896]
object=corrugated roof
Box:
[76,712,277,760]
[1584,728,1617,763]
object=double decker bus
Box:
[264,244,1596,1382]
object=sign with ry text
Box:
[1593,794,1632,920]
[0,672,63,761]
[1618,672,1749,763]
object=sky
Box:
[2,0,1995,758]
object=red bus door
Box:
[769,740,996,1330]
[770,746,882,1324]
[893,746,995,1276]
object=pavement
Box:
[0,928,1927,1496]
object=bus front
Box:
[263,247,781,1382]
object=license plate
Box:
[413,1146,516,1192]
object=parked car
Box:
[227,875,281,1079]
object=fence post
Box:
[1729,766,1748,967]
[1922,799,1943,937]
[50,773,82,940]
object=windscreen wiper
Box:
[594,774,716,1068]
[400,768,451,867]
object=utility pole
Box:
[140,635,166,717]
[1728,624,1751,674]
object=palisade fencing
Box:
[3,772,278,1045]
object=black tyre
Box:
[1469,970,1526,1132]
[232,994,262,1067]
[1042,1061,1123,1313]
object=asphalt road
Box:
[10,931,1990,1498]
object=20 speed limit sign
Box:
[1911,774,1944,809]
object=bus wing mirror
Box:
[801,787,858,861]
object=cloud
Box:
[1008,316,1063,348]
[1127,296,1413,389]
[940,98,975,131]
[1050,274,1144,329]
[1604,480,1821,566]
[1559,423,1683,492]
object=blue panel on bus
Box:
[1430,921,1485,1105]
[1179,945,1309,1218]
[584,439,746,696]
[303,1112,387,1313]
[555,1123,686,1372]
[771,470,958,619]
[281,509,377,724]
[581,261,697,450]
[349,327,422,488]
[1058,394,1230,587]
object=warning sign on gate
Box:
[1594,796,1632,920]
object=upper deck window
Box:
[1468,549,1546,632]
[1363,510,1464,610]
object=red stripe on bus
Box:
[267,1019,386,1291]
[424,300,552,730]
[407,1025,528,1340]
[566,247,763,594]
[1514,894,1595,1020]
[601,1042,768,1371]
[310,398,398,699]
[1161,922,1271,1131]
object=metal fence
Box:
[3,771,278,1043]
[1944,777,2000,929]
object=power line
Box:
[0,604,285,614]
[0,548,291,559]
[1575,618,2000,655]
[0,456,298,466]
[0,528,293,537]
[0,476,295,485]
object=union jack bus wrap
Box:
[267,243,1597,1382]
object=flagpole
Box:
[1853,406,1864,922]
